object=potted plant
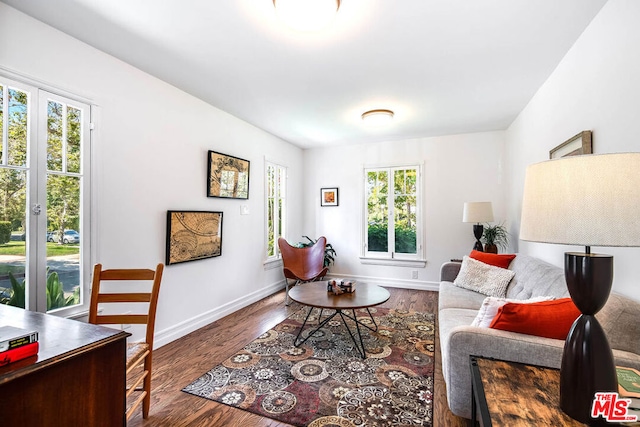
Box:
[482,223,509,254]
[296,235,336,268]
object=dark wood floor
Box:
[128,287,468,426]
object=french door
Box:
[0,75,91,315]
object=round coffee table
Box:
[288,282,390,358]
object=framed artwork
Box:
[320,187,339,207]
[550,131,592,159]
[166,210,223,265]
[207,150,250,199]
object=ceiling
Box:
[2,0,608,149]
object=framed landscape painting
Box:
[166,211,223,265]
[207,150,250,199]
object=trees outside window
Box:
[266,162,286,261]
[0,76,91,314]
[364,165,422,260]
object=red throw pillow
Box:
[470,250,516,269]
[489,298,580,340]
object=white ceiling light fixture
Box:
[361,109,395,127]
[273,0,340,32]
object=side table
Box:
[470,356,587,426]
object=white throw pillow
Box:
[453,256,516,298]
[471,295,555,327]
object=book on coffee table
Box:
[617,366,640,398]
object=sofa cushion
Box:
[489,298,580,340]
[505,254,569,300]
[469,250,516,269]
[438,281,488,311]
[597,293,640,356]
[453,256,515,297]
[471,295,555,328]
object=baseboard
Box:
[326,273,440,292]
[154,274,439,349]
[154,279,285,349]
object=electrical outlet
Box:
[411,270,418,279]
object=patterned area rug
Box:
[183,307,434,426]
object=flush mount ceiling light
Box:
[361,109,395,127]
[273,0,340,32]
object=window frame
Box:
[264,159,287,266]
[361,163,425,266]
[0,72,93,317]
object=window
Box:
[0,75,91,315]
[363,165,423,261]
[265,161,286,262]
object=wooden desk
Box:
[0,304,130,426]
[470,356,587,426]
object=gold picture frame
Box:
[550,131,592,159]
[207,150,250,199]
[166,211,223,265]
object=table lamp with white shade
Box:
[463,202,494,252]
[520,152,640,424]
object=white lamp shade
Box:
[520,152,640,247]
[462,202,494,223]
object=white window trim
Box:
[360,163,425,266]
[264,159,287,266]
[0,73,93,316]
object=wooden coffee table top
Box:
[288,282,390,310]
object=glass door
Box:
[39,92,90,314]
[0,75,91,315]
[0,80,30,308]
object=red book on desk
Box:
[0,341,39,366]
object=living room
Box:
[1,0,640,425]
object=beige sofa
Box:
[438,254,640,419]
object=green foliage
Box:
[367,224,388,252]
[395,226,417,254]
[297,236,336,268]
[482,223,509,251]
[46,270,77,310]
[0,269,78,310]
[0,272,26,308]
[47,175,80,240]
[367,224,416,253]
[0,221,12,244]
[366,168,418,254]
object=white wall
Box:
[0,3,304,346]
[302,131,506,288]
[506,0,640,299]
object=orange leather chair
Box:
[278,237,329,305]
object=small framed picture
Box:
[320,187,339,207]
[550,131,592,159]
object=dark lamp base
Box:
[560,252,617,426]
[472,224,484,252]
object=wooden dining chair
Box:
[278,237,328,305]
[88,263,164,421]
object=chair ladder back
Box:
[89,263,164,344]
[88,262,164,420]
